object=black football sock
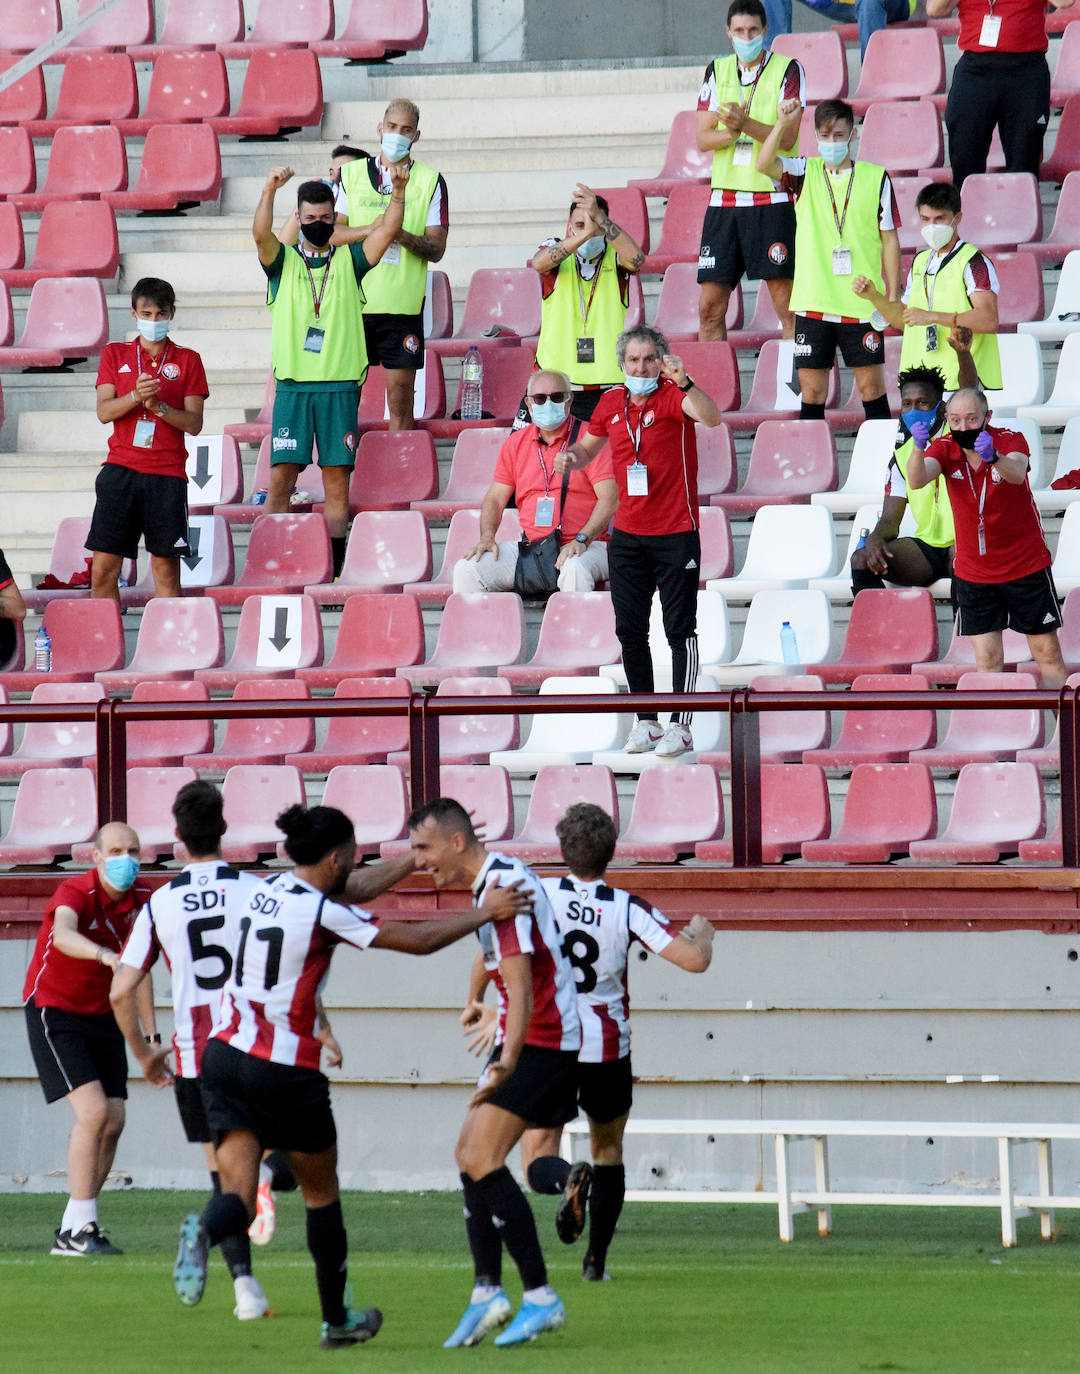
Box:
[306,1199,349,1327]
[527,1155,572,1195]
[331,536,347,578]
[461,1173,502,1287]
[266,1150,297,1192]
[799,401,826,420]
[851,566,886,595]
[862,393,891,421]
[202,1189,248,1248]
[211,1171,252,1278]
[475,1166,547,1291]
[585,1164,626,1273]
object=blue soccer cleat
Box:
[493,1297,566,1347]
[320,1306,383,1349]
[442,1290,513,1348]
[173,1213,209,1306]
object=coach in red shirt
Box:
[907,387,1066,686]
[90,276,208,603]
[23,823,154,1257]
[557,325,723,759]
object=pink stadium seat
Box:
[500,764,619,862]
[954,173,1041,250]
[0,681,105,777]
[695,763,831,863]
[76,766,200,863]
[206,514,331,605]
[1041,99,1080,188]
[348,430,439,512]
[667,341,740,413]
[386,676,518,767]
[0,201,118,289]
[502,592,621,689]
[0,0,60,52]
[629,111,712,198]
[306,510,432,601]
[187,435,244,512]
[398,592,526,689]
[384,764,513,858]
[129,0,244,57]
[910,671,1043,769]
[103,124,222,213]
[121,681,214,767]
[404,508,522,608]
[214,436,325,525]
[728,340,838,431]
[803,673,936,768]
[208,49,323,138]
[25,53,137,136]
[849,28,945,115]
[909,761,1044,862]
[710,419,836,515]
[315,765,410,857]
[0,768,97,866]
[313,0,429,60]
[727,281,784,351]
[642,184,712,275]
[11,125,126,212]
[96,597,224,692]
[801,762,938,862]
[858,101,943,175]
[61,0,154,54]
[216,765,305,864]
[698,505,735,584]
[0,685,11,751]
[184,679,314,772]
[0,286,9,346]
[827,337,903,431]
[428,268,540,357]
[224,370,275,445]
[297,594,425,689]
[116,514,233,607]
[220,0,334,56]
[699,674,830,770]
[808,588,939,685]
[0,277,108,369]
[994,251,1045,331]
[285,677,410,769]
[1017,673,1080,769]
[412,427,507,521]
[196,594,323,691]
[890,176,931,255]
[615,765,723,862]
[1028,169,1080,266]
[0,597,123,692]
[1017,813,1063,863]
[1028,594,1080,674]
[1051,21,1080,106]
[0,127,36,197]
[913,625,1028,686]
[771,31,847,101]
[0,57,43,124]
[423,345,537,439]
[653,262,741,343]
[698,423,737,498]
[590,185,651,255]
[359,353,446,429]
[427,269,453,340]
[22,517,101,612]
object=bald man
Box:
[23,823,154,1256]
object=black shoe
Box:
[50,1222,123,1257]
[582,1255,611,1282]
[555,1161,593,1244]
[320,1307,383,1349]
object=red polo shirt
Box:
[957,0,1048,54]
[493,418,614,543]
[97,337,209,479]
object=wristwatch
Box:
[574,532,589,544]
[678,376,694,392]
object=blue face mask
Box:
[380,131,412,163]
[136,318,170,343]
[817,138,851,167]
[732,33,764,62]
[624,372,660,397]
[576,235,606,262]
[530,399,569,429]
[902,407,939,435]
[104,853,139,893]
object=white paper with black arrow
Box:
[256,595,304,668]
[184,433,224,505]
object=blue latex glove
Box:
[907,420,930,450]
[973,430,995,462]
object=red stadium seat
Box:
[499,764,619,862]
[25,53,137,135]
[103,124,221,213]
[827,336,903,431]
[954,173,1041,250]
[0,201,118,289]
[710,420,836,515]
[653,262,741,343]
[771,31,847,102]
[358,352,446,427]
[667,340,740,413]
[629,111,712,198]
[404,507,522,607]
[0,202,23,271]
[306,511,432,601]
[802,762,938,862]
[858,101,943,175]
[0,277,108,370]
[196,594,323,691]
[0,682,105,776]
[502,592,620,689]
[77,766,200,862]
[316,765,409,857]
[1051,20,1080,107]
[297,593,425,688]
[0,597,123,692]
[60,0,153,55]
[910,671,1043,769]
[224,370,275,446]
[803,673,936,768]
[994,251,1044,331]
[698,422,737,498]
[129,0,244,56]
[216,765,305,864]
[699,674,830,770]
[206,514,332,605]
[698,505,735,583]
[96,597,224,692]
[348,430,439,512]
[0,56,45,124]
[1017,813,1063,863]
[913,624,1028,685]
[695,763,831,862]
[398,591,526,688]
[285,677,410,769]
[220,0,334,56]
[849,29,945,115]
[116,52,230,136]
[208,49,323,138]
[908,761,1044,862]
[184,679,314,772]
[426,269,454,340]
[807,588,939,685]
[0,768,97,866]
[728,340,838,431]
[186,434,244,512]
[423,345,536,439]
[118,515,232,607]
[313,0,429,60]
[121,681,214,767]
[21,516,122,612]
[642,184,712,275]
[0,127,36,198]
[11,125,126,212]
[386,676,519,767]
[213,436,324,525]
[727,281,785,351]
[592,185,651,255]
[1041,99,1080,188]
[428,268,540,357]
[615,765,723,862]
[0,0,60,52]
[412,427,507,521]
[380,763,515,857]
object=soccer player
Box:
[169,803,531,1351]
[408,797,579,1349]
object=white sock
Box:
[471,1284,502,1303]
[523,1285,558,1306]
[61,1197,97,1234]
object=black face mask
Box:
[301,219,335,249]
[950,427,983,450]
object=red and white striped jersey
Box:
[120,862,266,1078]
[541,875,673,1063]
[212,871,382,1070]
[472,852,580,1054]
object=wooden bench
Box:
[560,1118,1080,1246]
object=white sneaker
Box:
[234,1274,271,1321]
[654,724,693,759]
[624,720,664,753]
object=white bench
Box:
[560,1119,1080,1247]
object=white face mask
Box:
[135,318,170,343]
[921,220,956,252]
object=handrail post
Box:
[409,692,441,810]
[96,697,127,828]
[1061,683,1079,868]
[729,687,762,867]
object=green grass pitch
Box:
[1,1191,1078,1372]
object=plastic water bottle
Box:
[779,620,799,665]
[460,346,483,421]
[34,625,51,672]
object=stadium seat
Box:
[103,124,222,213]
[599,590,732,686]
[1051,504,1080,595]
[96,597,224,692]
[427,268,540,356]
[11,125,126,212]
[698,423,737,499]
[807,588,939,685]
[224,370,275,445]
[826,338,904,431]
[811,419,896,515]
[316,765,409,858]
[499,763,620,862]
[285,677,410,769]
[21,516,121,612]
[986,333,1045,417]
[129,0,244,57]
[653,262,741,342]
[0,200,118,289]
[0,127,36,197]
[727,281,784,350]
[1028,169,1080,263]
[0,768,97,866]
[208,49,323,138]
[709,588,835,683]
[697,506,735,584]
[216,765,305,864]
[412,428,507,521]
[699,673,829,770]
[0,597,124,691]
[629,111,712,197]
[425,270,453,340]
[423,344,537,438]
[591,185,652,255]
[0,202,22,274]
[186,434,244,511]
[707,503,837,600]
[804,673,936,768]
[1051,22,1080,107]
[729,340,839,431]
[1019,250,1080,343]
[313,0,429,60]
[219,0,334,56]
[1037,598,1080,676]
[908,761,1044,862]
[387,676,519,767]
[988,250,1043,333]
[306,510,432,601]
[297,593,425,688]
[911,671,1043,769]
[1017,813,1063,863]
[642,184,712,274]
[398,592,526,688]
[502,592,621,689]
[667,341,741,412]
[25,52,137,136]
[1040,99,1080,188]
[771,30,847,101]
[954,173,1041,250]
[206,513,332,605]
[858,100,943,175]
[404,507,522,607]
[213,436,325,524]
[359,352,447,428]
[184,679,314,772]
[118,767,202,861]
[0,276,108,370]
[615,765,723,861]
[0,681,105,777]
[490,677,626,772]
[382,762,515,857]
[710,419,837,515]
[801,762,938,862]
[60,0,154,55]
[850,29,945,115]
[913,623,1028,686]
[1014,333,1080,425]
[348,430,439,512]
[696,762,831,862]
[119,681,214,768]
[196,594,323,691]
[0,0,60,52]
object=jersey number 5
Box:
[188,915,232,990]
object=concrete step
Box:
[15,408,239,452]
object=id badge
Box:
[732,137,754,167]
[133,418,156,449]
[978,521,987,557]
[627,462,648,497]
[832,246,852,276]
[979,13,1001,46]
[304,326,325,354]
[382,240,401,264]
[576,336,595,364]
[534,496,556,527]
[926,323,939,352]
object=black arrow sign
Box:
[269,607,291,652]
[189,444,212,489]
[182,524,203,572]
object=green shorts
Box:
[270,381,360,468]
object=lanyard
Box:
[576,248,605,329]
[821,162,856,242]
[737,52,770,117]
[535,422,574,495]
[622,394,651,458]
[962,455,992,552]
[134,338,171,417]
[294,243,334,320]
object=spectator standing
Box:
[0,544,26,664]
[759,0,923,58]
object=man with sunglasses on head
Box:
[453,370,617,595]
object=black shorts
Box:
[577,1056,634,1124]
[954,566,1063,638]
[198,1037,336,1153]
[794,314,885,370]
[175,1075,212,1144]
[87,463,189,561]
[24,1000,128,1105]
[485,1043,580,1128]
[697,202,796,285]
[911,539,953,582]
[363,312,425,371]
